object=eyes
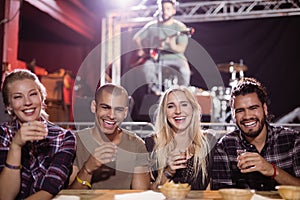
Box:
[12,91,39,100]
[235,105,260,114]
[99,104,125,113]
[167,102,190,109]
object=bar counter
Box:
[55,189,283,200]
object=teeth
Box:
[174,117,185,120]
[23,109,34,113]
[244,121,256,127]
[104,120,115,125]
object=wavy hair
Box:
[152,85,209,187]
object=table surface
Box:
[56,189,283,200]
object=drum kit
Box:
[156,60,248,123]
[210,60,248,123]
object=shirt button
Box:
[261,184,264,188]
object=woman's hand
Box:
[12,121,48,147]
[166,150,188,174]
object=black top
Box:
[144,134,214,190]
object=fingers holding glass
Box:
[13,121,48,146]
[93,142,117,165]
[167,151,188,171]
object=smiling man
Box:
[69,83,150,190]
[211,77,300,191]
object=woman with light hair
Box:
[0,69,76,200]
[146,85,212,189]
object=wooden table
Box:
[55,189,283,200]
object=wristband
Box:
[76,176,92,189]
[271,163,277,179]
[5,162,22,170]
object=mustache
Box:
[241,117,258,123]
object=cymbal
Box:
[217,62,248,72]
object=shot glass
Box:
[179,149,188,159]
[236,149,246,156]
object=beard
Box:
[238,114,267,138]
[162,13,173,22]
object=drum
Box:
[210,86,231,122]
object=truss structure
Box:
[117,0,300,25]
[101,0,300,85]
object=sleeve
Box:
[133,24,150,41]
[40,130,76,195]
[135,138,150,168]
[293,130,300,177]
[211,141,234,190]
[0,127,8,172]
[0,126,10,173]
[176,23,188,45]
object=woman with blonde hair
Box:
[146,85,212,189]
[0,69,76,200]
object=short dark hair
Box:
[161,0,176,4]
[158,0,177,6]
[230,77,269,107]
[94,83,128,105]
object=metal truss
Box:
[113,0,300,25]
[102,0,300,85]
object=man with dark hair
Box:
[69,83,150,189]
[133,0,191,94]
[212,77,300,190]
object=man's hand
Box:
[237,152,274,177]
[84,142,117,174]
[137,49,145,57]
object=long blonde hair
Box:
[152,85,209,187]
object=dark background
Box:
[16,1,300,122]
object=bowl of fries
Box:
[159,181,191,200]
[218,188,254,200]
[276,185,300,200]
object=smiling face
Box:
[7,79,43,123]
[232,92,268,138]
[91,89,128,136]
[165,90,193,133]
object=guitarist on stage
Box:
[133,0,191,95]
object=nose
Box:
[107,108,115,119]
[24,96,32,106]
[175,105,181,114]
[243,109,252,118]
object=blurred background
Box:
[1,0,299,130]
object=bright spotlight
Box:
[109,0,140,9]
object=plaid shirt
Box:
[212,124,300,191]
[0,119,76,199]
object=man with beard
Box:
[211,77,300,190]
[133,0,191,95]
